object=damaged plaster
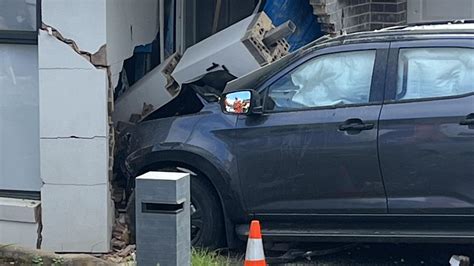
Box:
[41,0,107,54]
[37,0,161,252]
[42,23,108,67]
[38,26,114,252]
[39,24,113,140]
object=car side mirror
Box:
[221,90,262,115]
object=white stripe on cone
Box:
[245,238,265,261]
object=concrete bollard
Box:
[135,171,190,266]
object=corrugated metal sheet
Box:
[264,0,323,51]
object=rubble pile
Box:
[103,213,136,264]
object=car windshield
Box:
[223,51,301,93]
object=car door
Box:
[379,39,474,214]
[233,43,390,216]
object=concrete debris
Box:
[111,183,126,204]
[103,212,136,264]
[113,11,294,124]
[113,53,181,124]
[111,238,126,250]
[111,213,130,251]
[102,245,136,264]
[172,12,292,87]
[118,245,136,257]
[310,0,342,34]
[242,12,291,65]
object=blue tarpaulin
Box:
[264,0,323,51]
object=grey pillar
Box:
[135,172,191,266]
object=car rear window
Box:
[396,47,474,100]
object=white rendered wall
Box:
[0,198,41,249]
[41,0,107,54]
[106,0,159,87]
[38,29,113,252]
[39,0,159,252]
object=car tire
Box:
[190,176,226,249]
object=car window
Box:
[265,50,376,111]
[396,47,474,101]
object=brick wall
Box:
[341,0,372,33]
[371,0,407,29]
[310,0,342,33]
[310,0,407,34]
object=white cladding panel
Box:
[408,0,474,23]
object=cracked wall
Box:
[39,29,112,252]
[38,0,159,252]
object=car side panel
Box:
[380,95,474,213]
[233,43,390,215]
[380,39,474,214]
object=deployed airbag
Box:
[397,48,474,100]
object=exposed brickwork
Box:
[310,0,342,33]
[371,0,407,29]
[341,0,372,33]
[310,0,407,34]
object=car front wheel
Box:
[190,176,225,248]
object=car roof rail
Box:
[376,19,474,32]
[300,34,333,49]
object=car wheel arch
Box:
[132,149,244,248]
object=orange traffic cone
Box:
[244,220,266,266]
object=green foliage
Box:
[191,248,233,266]
[31,255,43,265]
[52,256,65,265]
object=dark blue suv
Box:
[117,22,474,248]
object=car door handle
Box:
[460,114,474,126]
[339,120,374,131]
